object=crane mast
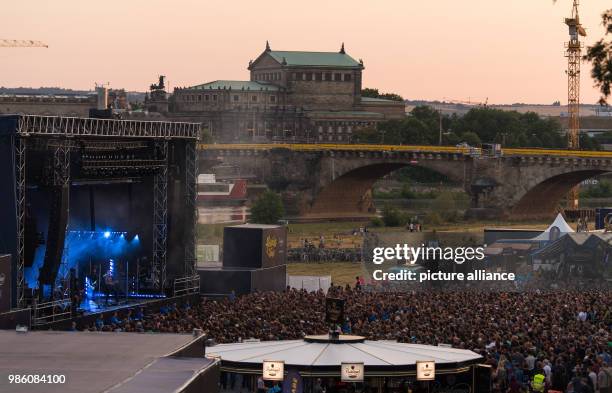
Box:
[565,0,586,209]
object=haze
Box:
[1,0,609,105]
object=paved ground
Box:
[0,330,197,393]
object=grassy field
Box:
[198,219,553,245]
[287,262,366,287]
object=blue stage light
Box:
[134,234,139,241]
[104,231,111,239]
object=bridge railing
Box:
[198,143,612,159]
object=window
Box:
[294,72,303,81]
[270,95,276,103]
[233,95,239,102]
[315,72,322,81]
[252,95,257,102]
[344,74,352,82]
[205,95,209,101]
[324,73,332,81]
[197,95,202,101]
[334,73,342,81]
[305,72,312,81]
[213,95,217,101]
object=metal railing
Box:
[198,143,612,159]
[31,298,72,326]
[173,275,200,297]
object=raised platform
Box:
[0,330,218,393]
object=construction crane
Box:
[0,39,48,48]
[565,0,586,209]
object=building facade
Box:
[0,94,96,117]
[155,43,405,143]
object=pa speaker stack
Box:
[199,224,287,295]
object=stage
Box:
[0,330,219,393]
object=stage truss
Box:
[8,115,200,308]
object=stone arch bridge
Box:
[199,144,612,220]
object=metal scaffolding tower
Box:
[14,137,26,308]
[184,141,198,277]
[152,141,168,293]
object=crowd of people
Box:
[81,286,612,393]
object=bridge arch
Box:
[305,159,468,218]
[509,169,608,219]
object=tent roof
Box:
[531,213,574,241]
[207,337,482,368]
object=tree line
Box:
[354,105,601,150]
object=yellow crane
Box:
[0,39,48,48]
[565,0,586,209]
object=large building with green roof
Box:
[163,42,405,142]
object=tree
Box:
[381,204,405,227]
[361,88,404,102]
[249,190,285,224]
[460,131,481,146]
[583,9,612,105]
[352,126,381,144]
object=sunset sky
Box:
[1,0,610,104]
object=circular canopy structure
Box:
[207,335,482,376]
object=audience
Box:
[77,287,611,392]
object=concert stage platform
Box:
[0,330,219,393]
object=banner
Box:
[282,369,303,393]
[341,362,364,382]
[0,255,11,313]
[197,245,219,266]
[263,360,284,381]
[416,360,435,381]
[325,297,345,324]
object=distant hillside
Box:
[0,87,147,102]
[0,87,92,96]
[405,99,611,117]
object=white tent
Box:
[531,213,575,241]
[207,335,482,369]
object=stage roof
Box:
[0,331,209,393]
[208,336,482,370]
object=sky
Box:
[1,0,610,105]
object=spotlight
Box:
[104,231,111,239]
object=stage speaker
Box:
[198,265,286,295]
[223,224,287,269]
[39,184,70,288]
[474,364,492,393]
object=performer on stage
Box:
[103,267,119,306]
